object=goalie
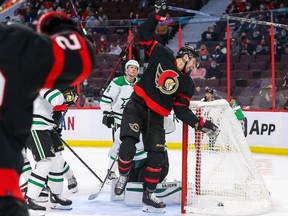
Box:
[114,0,219,213]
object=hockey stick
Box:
[61,138,104,184]
[99,34,136,96]
[168,6,288,30]
[88,155,118,200]
[69,0,87,35]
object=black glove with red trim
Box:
[155,0,168,17]
[196,117,219,138]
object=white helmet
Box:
[125,60,139,72]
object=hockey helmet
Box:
[35,11,78,35]
[125,60,140,72]
[176,44,200,59]
[205,87,214,94]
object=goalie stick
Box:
[168,6,288,30]
[88,155,118,200]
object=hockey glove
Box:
[63,90,79,105]
[52,111,63,128]
[102,111,114,128]
[196,117,220,138]
[155,0,168,18]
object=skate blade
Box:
[50,204,72,210]
[142,205,166,214]
[69,187,79,193]
[28,209,45,216]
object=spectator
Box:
[198,44,211,68]
[255,39,269,55]
[201,26,218,41]
[190,65,206,79]
[205,59,222,80]
[251,30,263,45]
[240,39,254,56]
[85,15,101,28]
[24,7,36,24]
[283,72,288,87]
[11,9,24,23]
[276,29,288,49]
[231,38,240,56]
[225,0,244,14]
[95,34,110,54]
[109,42,123,55]
[211,45,226,63]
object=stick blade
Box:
[88,183,103,200]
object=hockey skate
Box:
[50,193,72,210]
[114,175,128,195]
[68,175,78,193]
[26,197,46,216]
[142,190,166,214]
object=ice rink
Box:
[28,146,288,216]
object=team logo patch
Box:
[155,64,179,95]
[129,123,140,132]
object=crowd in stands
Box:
[2,0,287,109]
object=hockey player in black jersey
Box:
[114,0,219,213]
[0,11,95,215]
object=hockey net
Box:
[181,99,272,215]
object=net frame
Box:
[181,99,272,215]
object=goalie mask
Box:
[35,11,79,35]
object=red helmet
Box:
[36,11,75,34]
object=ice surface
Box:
[25,147,288,216]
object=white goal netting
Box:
[182,99,272,215]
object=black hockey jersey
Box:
[133,12,198,127]
[0,23,95,138]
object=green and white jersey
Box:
[31,89,65,130]
[100,75,140,125]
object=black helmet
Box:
[176,44,199,59]
[205,87,214,94]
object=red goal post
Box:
[181,99,272,215]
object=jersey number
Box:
[55,34,81,50]
[0,70,5,107]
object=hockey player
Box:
[114,0,219,213]
[0,11,95,215]
[24,88,78,215]
[100,59,140,181]
[201,87,214,102]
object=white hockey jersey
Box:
[100,76,140,125]
[31,89,65,130]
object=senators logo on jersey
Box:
[155,64,179,95]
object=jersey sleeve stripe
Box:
[71,33,92,86]
[134,85,170,116]
[43,37,65,89]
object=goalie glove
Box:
[63,90,78,105]
[102,111,114,128]
[155,0,168,19]
[196,117,219,138]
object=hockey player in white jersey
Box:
[24,88,78,216]
[100,60,140,181]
